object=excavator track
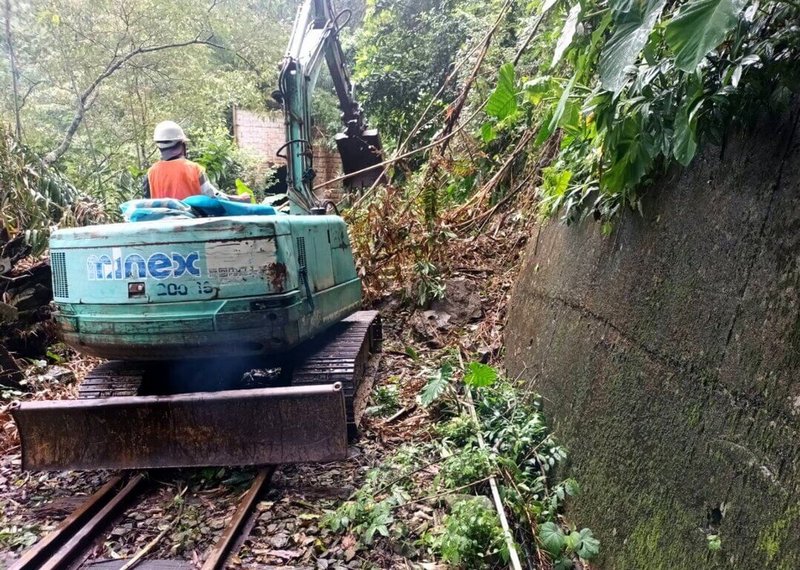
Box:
[291,310,382,432]
[77,311,383,419]
[78,361,146,399]
[11,310,381,471]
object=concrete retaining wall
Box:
[505,110,800,568]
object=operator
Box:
[143,120,250,202]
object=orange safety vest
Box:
[147,158,204,200]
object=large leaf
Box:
[673,101,699,166]
[486,63,518,120]
[599,0,667,93]
[537,74,577,145]
[419,363,453,407]
[539,522,566,557]
[552,4,582,68]
[665,0,748,72]
[463,361,498,388]
[576,528,601,559]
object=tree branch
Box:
[43,35,225,165]
[18,79,43,111]
[3,0,22,138]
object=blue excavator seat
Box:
[120,196,277,222]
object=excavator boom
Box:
[280,0,383,214]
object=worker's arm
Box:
[195,172,250,202]
[198,172,219,198]
[198,171,251,203]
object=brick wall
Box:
[233,108,342,199]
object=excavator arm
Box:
[278,0,382,214]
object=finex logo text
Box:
[87,247,201,280]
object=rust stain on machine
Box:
[267,262,288,292]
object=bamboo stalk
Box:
[463,388,523,570]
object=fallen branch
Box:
[384,404,416,424]
[118,485,187,570]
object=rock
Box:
[39,365,75,384]
[409,311,448,347]
[429,277,483,326]
[410,277,483,341]
[269,532,289,549]
[419,310,451,331]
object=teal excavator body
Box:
[50,214,361,360]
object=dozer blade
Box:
[335,128,384,189]
[11,383,347,471]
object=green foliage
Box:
[0,524,39,550]
[437,498,505,568]
[329,360,595,567]
[1,0,291,211]
[419,361,454,407]
[486,63,518,121]
[0,129,105,254]
[598,0,666,93]
[463,361,498,388]
[323,493,396,546]
[552,4,582,68]
[434,414,478,447]
[438,447,496,488]
[707,533,722,552]
[410,260,446,307]
[473,0,800,226]
[367,384,401,417]
[539,522,600,567]
[353,0,474,147]
[665,0,748,72]
[187,128,261,194]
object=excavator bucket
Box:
[11,383,347,471]
[335,128,384,189]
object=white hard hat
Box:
[153,120,189,149]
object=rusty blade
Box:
[11,384,347,471]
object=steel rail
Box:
[11,468,275,570]
[200,466,277,570]
[10,474,146,570]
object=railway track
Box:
[10,467,277,570]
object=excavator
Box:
[10,0,383,471]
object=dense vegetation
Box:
[3,0,797,566]
[351,0,800,230]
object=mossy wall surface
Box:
[505,111,800,568]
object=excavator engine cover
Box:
[11,383,347,471]
[335,128,384,189]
